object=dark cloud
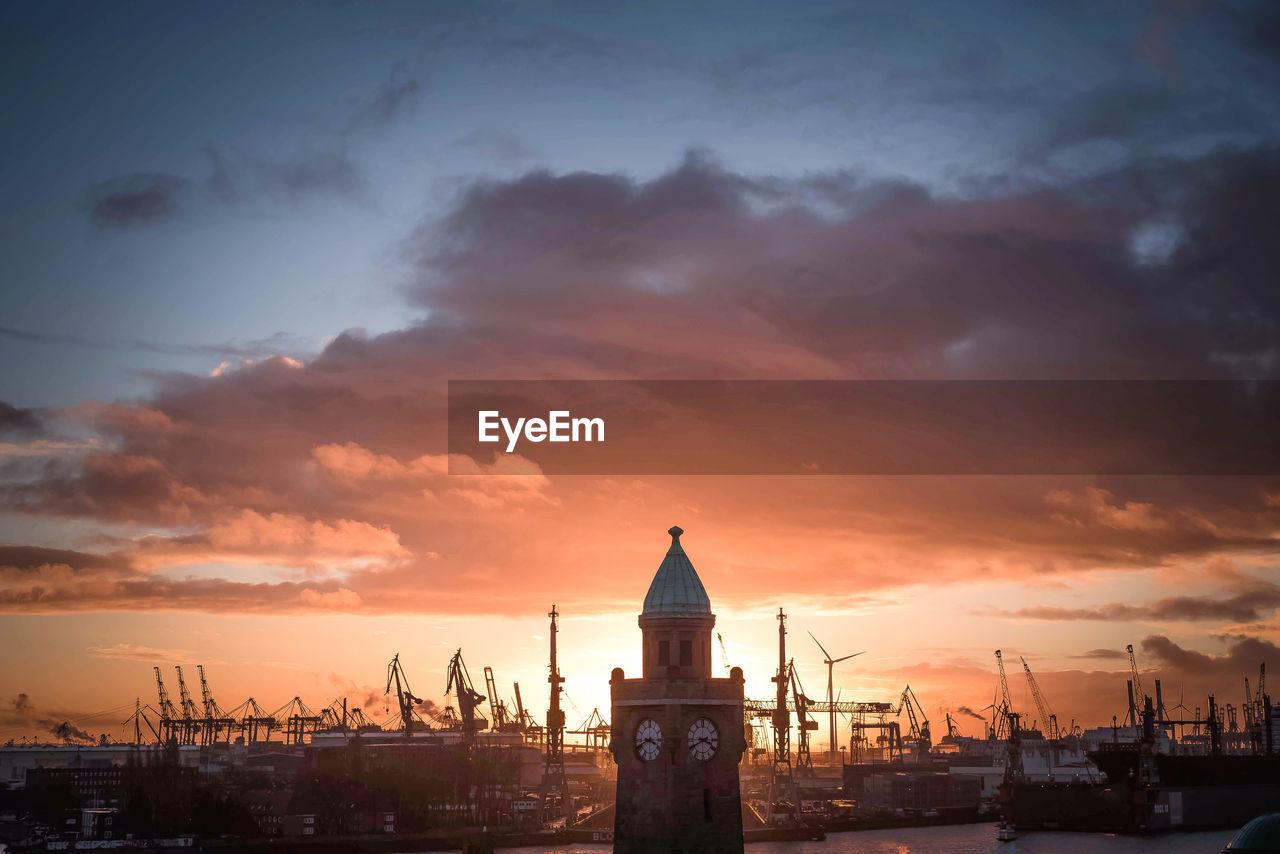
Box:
[999,585,1280,624]
[81,65,415,229]
[250,152,362,201]
[85,149,363,229]
[9,147,1280,617]
[412,147,1280,380]
[1241,2,1280,63]
[0,401,43,437]
[345,77,421,136]
[450,129,537,162]
[1141,634,1280,676]
[1073,648,1129,660]
[0,324,309,361]
[89,174,184,227]
[0,545,129,574]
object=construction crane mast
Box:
[1020,656,1060,740]
[717,633,731,677]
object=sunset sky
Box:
[3,0,1280,743]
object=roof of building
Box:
[642,526,711,616]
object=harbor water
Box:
[507,823,1238,853]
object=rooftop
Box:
[642,526,711,616]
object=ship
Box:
[1003,694,1280,833]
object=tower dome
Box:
[642,526,711,615]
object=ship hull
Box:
[1007,748,1280,833]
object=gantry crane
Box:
[153,666,180,744]
[174,666,203,745]
[196,665,236,745]
[226,697,277,743]
[271,697,323,744]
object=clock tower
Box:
[610,526,746,853]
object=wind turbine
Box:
[810,631,865,765]
[1169,683,1192,743]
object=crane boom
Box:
[153,666,178,717]
[1020,656,1060,740]
[1127,644,1145,701]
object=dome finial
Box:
[668,525,684,543]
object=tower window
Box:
[680,640,693,666]
[658,640,670,666]
[703,788,712,822]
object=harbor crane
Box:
[994,650,1024,781]
[153,666,179,744]
[445,649,488,745]
[226,697,277,743]
[483,666,511,731]
[537,605,571,827]
[898,685,932,755]
[271,697,323,744]
[809,631,865,764]
[1020,656,1060,740]
[788,658,819,772]
[994,650,1021,741]
[1125,643,1146,728]
[765,609,802,825]
[718,633,732,677]
[196,665,236,745]
[385,653,423,737]
[174,666,202,745]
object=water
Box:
[505,823,1238,853]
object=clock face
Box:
[687,717,719,761]
[635,718,663,761]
